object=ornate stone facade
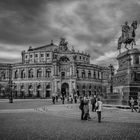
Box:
[0,39,110,98]
[0,63,11,96]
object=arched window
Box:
[37,69,42,78]
[37,85,42,97]
[61,72,65,78]
[59,56,70,62]
[89,85,91,96]
[88,70,91,78]
[1,71,6,80]
[76,69,79,78]
[46,69,51,78]
[82,70,85,78]
[94,85,97,95]
[82,85,86,95]
[28,69,34,78]
[21,69,25,78]
[28,85,33,97]
[14,85,17,97]
[46,84,51,97]
[15,70,18,79]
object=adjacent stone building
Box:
[0,38,110,98]
[0,63,11,97]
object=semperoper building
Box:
[0,38,110,98]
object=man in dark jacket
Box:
[79,96,85,120]
[91,95,96,112]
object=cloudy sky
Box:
[0,0,140,68]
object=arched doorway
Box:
[37,85,41,97]
[61,83,69,97]
[28,85,33,97]
[20,85,25,98]
[46,85,51,98]
[13,86,17,98]
[82,85,86,96]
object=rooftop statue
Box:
[117,20,138,53]
[59,37,68,51]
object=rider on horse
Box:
[122,21,130,40]
[118,20,138,53]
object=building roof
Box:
[28,42,58,52]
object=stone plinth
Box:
[113,48,140,105]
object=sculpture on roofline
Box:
[117,20,138,54]
[59,37,68,51]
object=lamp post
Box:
[109,64,114,94]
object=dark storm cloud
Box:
[0,0,140,66]
[0,0,49,45]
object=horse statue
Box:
[118,20,138,53]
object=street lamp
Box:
[109,64,114,94]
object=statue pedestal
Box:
[113,48,140,105]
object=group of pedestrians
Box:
[51,94,58,104]
[52,94,78,105]
[67,94,78,104]
[79,94,103,123]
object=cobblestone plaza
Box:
[0,99,140,140]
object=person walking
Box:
[79,96,85,120]
[91,95,96,112]
[69,95,73,104]
[95,98,103,123]
[130,97,137,112]
[52,94,56,104]
[56,95,58,102]
[62,95,65,104]
[83,94,91,120]
[74,94,78,103]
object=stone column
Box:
[17,84,20,96]
[34,82,37,97]
[54,80,57,94]
[57,65,59,76]
[70,66,72,76]
[26,67,29,79]
[34,68,36,78]
[33,83,35,97]
[42,82,45,98]
[52,64,55,76]
[55,65,57,76]
[131,55,134,66]
[69,81,73,97]
[42,67,44,77]
[73,65,76,76]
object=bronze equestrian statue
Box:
[118,20,138,53]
